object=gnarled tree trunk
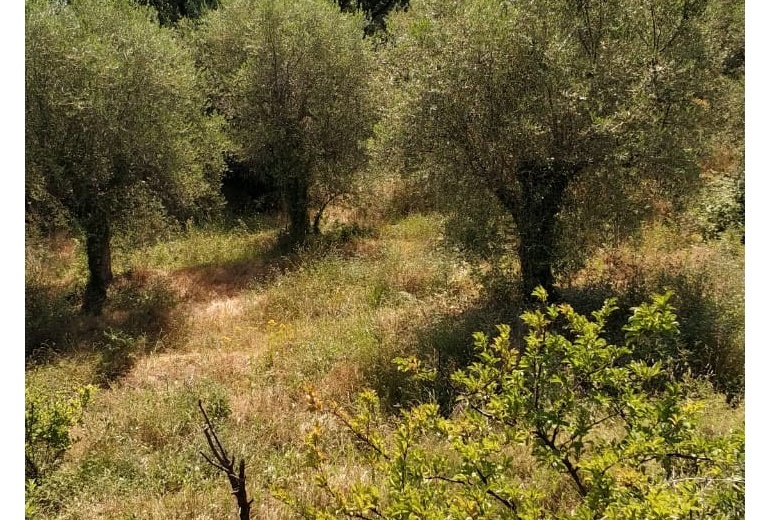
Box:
[514,160,571,298]
[82,209,113,315]
[494,159,579,299]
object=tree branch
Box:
[199,400,252,520]
[328,403,391,461]
[534,429,588,497]
[425,475,520,515]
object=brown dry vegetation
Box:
[25,212,483,518]
[25,207,744,519]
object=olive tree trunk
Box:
[284,169,310,246]
[82,209,113,315]
[496,160,577,298]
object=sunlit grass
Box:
[25,212,744,519]
[26,212,487,519]
[120,225,279,272]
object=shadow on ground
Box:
[365,290,529,415]
[364,271,744,414]
[25,230,371,387]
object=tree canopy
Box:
[25,0,226,313]
[24,0,743,308]
[380,0,738,296]
[195,0,376,245]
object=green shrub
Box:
[691,175,744,243]
[286,289,744,518]
[25,384,96,484]
[564,237,745,398]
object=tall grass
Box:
[25,213,743,518]
[25,213,483,518]
[562,222,745,397]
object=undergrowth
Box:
[25,213,744,519]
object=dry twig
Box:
[199,399,252,520]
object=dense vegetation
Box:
[25,0,744,517]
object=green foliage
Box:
[26,0,226,226]
[661,270,744,398]
[25,479,39,518]
[289,289,744,518]
[691,174,744,242]
[26,0,226,311]
[563,230,745,398]
[26,384,97,484]
[96,330,147,384]
[378,0,739,294]
[622,291,681,366]
[25,233,187,360]
[195,0,376,244]
[108,272,185,347]
[24,375,236,518]
[25,277,78,358]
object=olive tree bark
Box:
[82,208,113,315]
[493,159,577,298]
[284,169,310,246]
[274,123,310,245]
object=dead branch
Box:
[199,399,252,520]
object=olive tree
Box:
[26,0,226,314]
[382,0,732,296]
[195,0,376,245]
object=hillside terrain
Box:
[25,0,744,516]
[26,210,744,518]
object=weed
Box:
[26,384,96,483]
[561,223,744,397]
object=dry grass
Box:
[561,220,745,396]
[26,212,486,519]
[25,213,744,519]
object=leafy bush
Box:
[26,384,96,484]
[286,289,744,518]
[691,174,744,243]
[564,235,745,398]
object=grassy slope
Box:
[25,213,744,519]
[26,213,485,519]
